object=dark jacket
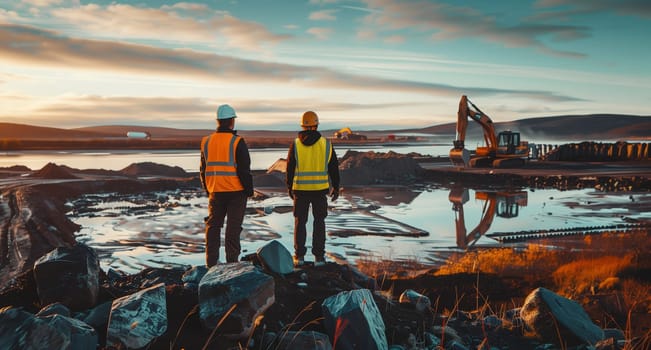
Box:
[200,127,254,197]
[286,130,340,195]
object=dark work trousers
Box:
[293,192,328,259]
[205,191,247,266]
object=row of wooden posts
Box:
[530,141,650,161]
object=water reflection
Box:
[449,187,528,248]
[69,185,648,274]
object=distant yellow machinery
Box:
[334,127,367,140]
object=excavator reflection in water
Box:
[449,187,528,248]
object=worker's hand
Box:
[288,188,294,200]
[330,188,339,202]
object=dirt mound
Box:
[29,163,78,179]
[0,165,31,172]
[120,162,188,177]
[339,150,424,185]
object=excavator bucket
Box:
[449,147,470,167]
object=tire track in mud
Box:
[0,191,16,267]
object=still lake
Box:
[3,144,648,273]
[0,144,449,172]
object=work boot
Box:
[314,256,326,267]
[293,256,305,267]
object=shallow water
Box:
[1,144,449,172]
[70,186,650,274]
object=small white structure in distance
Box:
[126,131,151,140]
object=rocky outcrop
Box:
[521,287,605,346]
[198,262,275,338]
[106,283,168,349]
[322,288,388,350]
[34,244,100,311]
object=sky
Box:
[0,0,649,131]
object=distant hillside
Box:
[73,125,208,139]
[415,114,651,142]
[2,115,649,142]
[0,122,111,139]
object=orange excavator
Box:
[449,187,528,248]
[449,95,529,167]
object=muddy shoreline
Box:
[1,155,650,349]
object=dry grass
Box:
[552,254,634,297]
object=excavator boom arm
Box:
[455,95,497,149]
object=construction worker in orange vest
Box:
[200,104,253,266]
[286,111,340,267]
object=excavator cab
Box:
[497,131,520,155]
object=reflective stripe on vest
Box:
[201,133,244,192]
[292,137,332,191]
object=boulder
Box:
[106,282,168,349]
[256,240,294,275]
[33,243,99,310]
[182,265,208,285]
[322,288,388,350]
[198,262,275,338]
[398,289,431,313]
[37,302,71,318]
[521,287,604,345]
[41,314,98,350]
[74,300,112,330]
[0,306,68,349]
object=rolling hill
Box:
[2,114,649,143]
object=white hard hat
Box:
[217,104,237,120]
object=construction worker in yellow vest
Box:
[286,111,340,267]
[200,104,253,266]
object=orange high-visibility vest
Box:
[292,137,332,191]
[201,132,244,192]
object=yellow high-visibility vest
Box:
[292,137,332,191]
[201,133,244,192]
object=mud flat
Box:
[1,155,650,349]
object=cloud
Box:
[0,93,424,129]
[309,0,340,5]
[0,23,578,104]
[384,35,405,44]
[21,0,65,6]
[307,27,334,40]
[360,0,590,58]
[46,3,290,52]
[309,9,338,21]
[535,0,651,19]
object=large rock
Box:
[106,282,168,349]
[256,240,294,275]
[322,288,388,350]
[521,287,604,345]
[399,289,431,313]
[41,314,98,350]
[33,243,99,310]
[198,262,275,338]
[0,306,68,349]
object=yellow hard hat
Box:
[301,111,319,127]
